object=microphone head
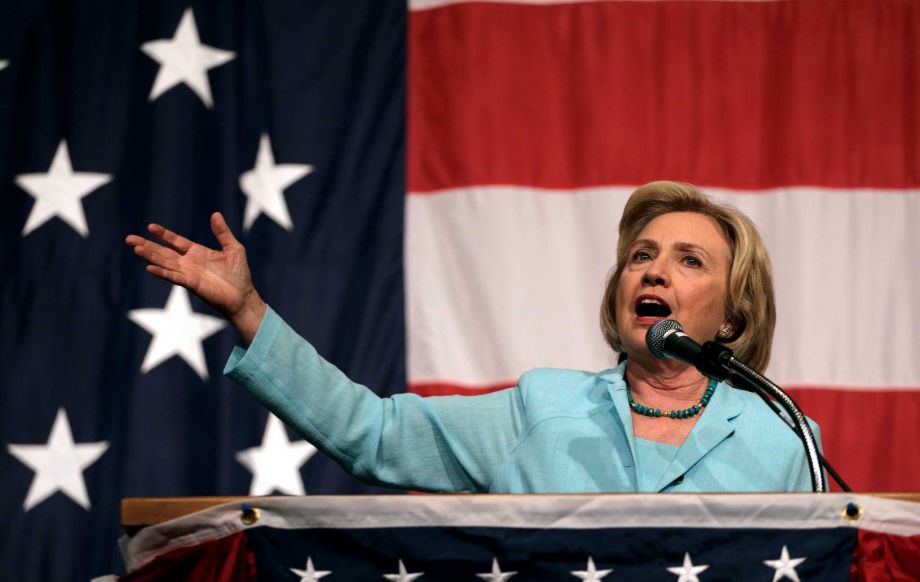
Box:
[646,319,684,359]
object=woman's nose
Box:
[642,258,669,286]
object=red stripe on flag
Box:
[409,380,516,397]
[785,388,920,493]
[409,1,920,191]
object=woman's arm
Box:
[128,215,524,491]
[225,307,525,492]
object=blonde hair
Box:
[600,181,776,373]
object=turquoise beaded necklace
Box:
[626,376,717,419]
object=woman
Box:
[125,181,819,492]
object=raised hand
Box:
[125,212,266,344]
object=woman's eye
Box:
[683,255,702,267]
[632,250,652,262]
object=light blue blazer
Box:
[225,307,821,493]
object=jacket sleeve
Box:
[224,307,525,492]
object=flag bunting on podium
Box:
[120,495,920,581]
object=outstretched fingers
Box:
[148,223,196,254]
[129,236,183,271]
[124,234,147,248]
[210,212,240,250]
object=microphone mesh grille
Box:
[645,319,684,359]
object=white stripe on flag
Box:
[406,186,920,389]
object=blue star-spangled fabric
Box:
[243,526,854,581]
[0,1,405,579]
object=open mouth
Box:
[635,296,672,319]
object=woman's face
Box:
[615,211,731,360]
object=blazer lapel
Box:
[603,367,640,488]
[653,384,745,491]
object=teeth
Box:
[640,298,663,305]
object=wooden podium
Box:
[118,493,920,580]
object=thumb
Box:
[210,212,240,250]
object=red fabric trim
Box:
[122,531,256,582]
[851,529,920,581]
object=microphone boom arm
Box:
[748,386,852,492]
[700,342,827,493]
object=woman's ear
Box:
[718,315,745,342]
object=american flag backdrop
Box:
[0,0,918,580]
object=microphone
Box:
[644,319,830,493]
[645,320,730,381]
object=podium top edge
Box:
[121,492,920,527]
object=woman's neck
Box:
[624,357,709,404]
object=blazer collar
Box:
[602,364,638,488]
[602,363,632,438]
[601,362,746,492]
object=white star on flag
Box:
[7,408,109,511]
[0,60,8,72]
[290,557,332,582]
[763,545,806,582]
[15,140,112,238]
[240,133,313,232]
[571,556,612,580]
[128,285,225,380]
[383,559,424,582]
[667,553,709,582]
[141,7,235,108]
[236,414,317,495]
[476,558,517,581]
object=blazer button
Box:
[671,475,684,486]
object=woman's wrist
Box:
[229,290,267,346]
